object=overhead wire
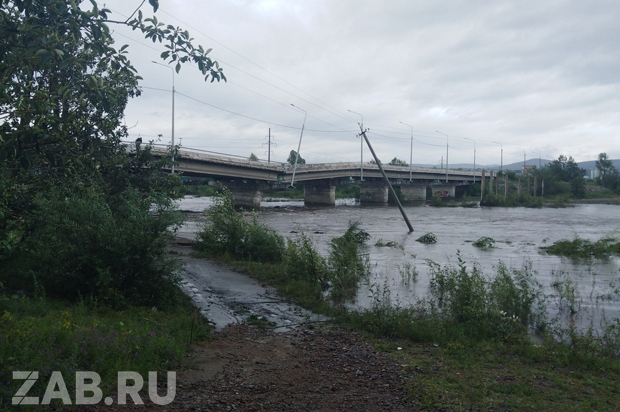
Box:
[156,7,358,125]
[106,2,357,127]
[108,15,356,133]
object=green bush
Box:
[284,233,330,294]
[196,189,285,263]
[328,223,371,303]
[1,185,182,309]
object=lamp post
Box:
[348,109,364,181]
[436,131,449,182]
[463,137,476,183]
[399,121,413,181]
[492,141,503,171]
[290,104,307,188]
[152,61,175,173]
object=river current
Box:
[177,197,620,328]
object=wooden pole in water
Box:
[527,174,530,195]
[481,169,486,202]
[358,126,414,233]
[495,171,499,194]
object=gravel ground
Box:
[74,324,417,411]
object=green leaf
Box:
[175,62,181,73]
[149,0,159,12]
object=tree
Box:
[287,150,305,165]
[538,155,587,197]
[388,157,408,167]
[249,153,259,161]
[595,153,619,190]
[546,155,586,182]
[0,0,226,306]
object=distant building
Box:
[589,169,600,180]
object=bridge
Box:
[150,146,496,208]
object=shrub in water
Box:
[328,223,371,303]
[473,236,495,249]
[284,232,330,294]
[196,189,285,263]
[416,233,437,244]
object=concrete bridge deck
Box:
[146,146,491,208]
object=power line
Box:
[175,91,355,133]
[156,7,357,125]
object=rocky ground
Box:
[77,324,417,411]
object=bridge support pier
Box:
[399,184,427,202]
[229,188,263,209]
[430,183,456,198]
[304,181,336,206]
[360,181,389,204]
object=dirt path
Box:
[171,324,415,411]
[83,242,416,411]
[80,324,415,411]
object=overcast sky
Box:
[104,0,620,167]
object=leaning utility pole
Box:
[357,125,414,233]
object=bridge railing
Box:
[125,142,477,177]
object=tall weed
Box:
[196,189,285,263]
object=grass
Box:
[0,289,211,408]
[380,339,620,411]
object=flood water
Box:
[177,196,620,329]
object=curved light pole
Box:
[492,141,503,171]
[436,131,449,182]
[152,61,175,173]
[348,109,364,181]
[290,104,307,188]
[463,137,476,183]
[400,121,414,181]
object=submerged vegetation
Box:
[472,236,496,249]
[541,235,620,259]
[416,233,437,244]
[194,191,370,303]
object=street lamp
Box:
[348,109,364,181]
[399,121,413,181]
[152,61,175,173]
[492,141,503,171]
[463,137,476,183]
[436,131,449,182]
[290,104,307,188]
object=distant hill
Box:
[429,159,620,173]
